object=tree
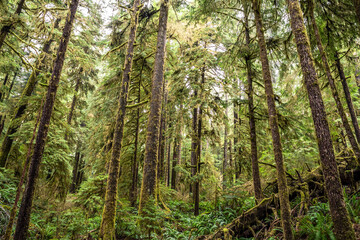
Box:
[138,0,169,214]
[287,0,356,239]
[308,0,360,162]
[13,0,79,238]
[99,0,142,238]
[252,0,294,239]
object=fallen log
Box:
[197,162,360,240]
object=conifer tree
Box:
[287,0,356,239]
[252,0,294,239]
[99,0,142,238]
[13,0,79,238]
[139,0,169,214]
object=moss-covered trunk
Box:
[138,0,169,214]
[252,1,293,239]
[99,0,142,238]
[13,1,78,238]
[287,0,356,239]
[335,52,360,144]
[308,0,360,162]
[244,5,262,202]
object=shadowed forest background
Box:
[2,0,360,239]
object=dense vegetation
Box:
[1,0,360,239]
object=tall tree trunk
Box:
[129,79,142,207]
[13,1,79,238]
[99,0,142,238]
[223,119,228,185]
[0,19,60,168]
[138,0,169,214]
[245,5,262,202]
[190,96,198,195]
[194,65,205,216]
[233,90,240,180]
[0,0,26,50]
[69,149,81,193]
[252,1,294,239]
[171,138,178,190]
[308,0,360,162]
[158,80,168,183]
[335,52,360,144]
[287,1,356,239]
[166,137,171,187]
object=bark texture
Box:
[13,1,78,238]
[335,52,360,145]
[99,0,142,238]
[288,0,356,239]
[138,0,169,213]
[245,7,262,202]
[252,1,293,239]
[308,0,360,162]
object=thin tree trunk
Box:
[2,98,42,240]
[138,0,169,214]
[13,1,79,238]
[0,19,60,168]
[335,52,360,144]
[130,79,142,207]
[252,1,294,239]
[99,0,142,238]
[166,138,171,187]
[190,96,198,195]
[245,6,262,202]
[158,80,168,183]
[171,138,178,189]
[223,120,228,185]
[287,1,356,239]
[308,1,360,163]
[69,150,81,193]
[0,0,26,50]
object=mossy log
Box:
[197,163,360,240]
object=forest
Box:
[2,0,360,239]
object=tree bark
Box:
[158,80,168,183]
[0,19,60,168]
[245,6,262,202]
[99,0,142,238]
[252,1,293,239]
[13,1,78,238]
[138,0,169,214]
[0,0,26,50]
[171,138,178,190]
[69,150,81,193]
[308,0,360,163]
[129,78,142,207]
[287,0,356,239]
[335,52,360,144]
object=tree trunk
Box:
[99,0,142,238]
[0,74,9,101]
[129,78,142,207]
[335,52,360,144]
[245,6,262,202]
[171,138,178,190]
[0,19,60,168]
[287,0,356,239]
[308,0,360,162]
[138,0,169,214]
[69,150,81,193]
[252,1,293,239]
[166,138,171,187]
[158,80,168,183]
[0,0,26,50]
[223,119,228,186]
[13,1,79,238]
